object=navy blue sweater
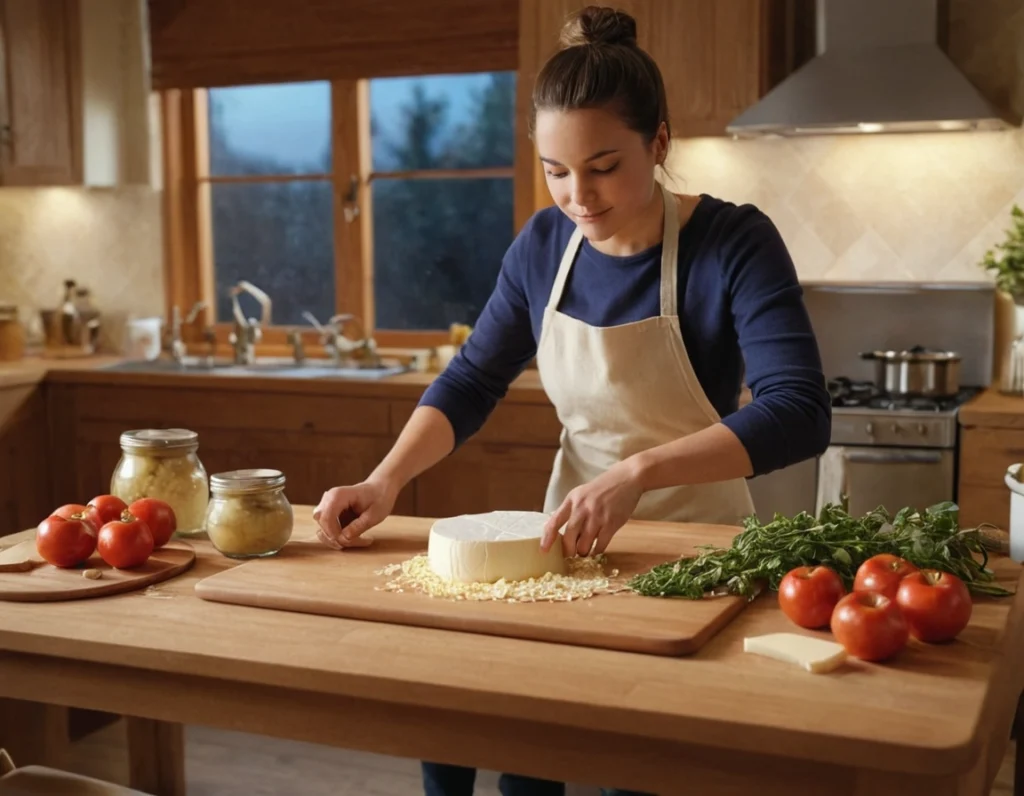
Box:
[418,195,831,477]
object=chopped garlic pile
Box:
[375,554,625,602]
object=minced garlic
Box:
[375,554,625,602]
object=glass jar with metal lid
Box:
[110,429,210,538]
[204,469,294,559]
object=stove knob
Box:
[917,423,928,435]
[865,422,874,435]
[890,423,901,434]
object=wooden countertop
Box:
[1,511,1022,793]
[0,355,124,390]
[0,355,552,405]
[960,386,1024,428]
[0,356,754,409]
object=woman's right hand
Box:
[313,477,397,550]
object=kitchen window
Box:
[164,72,516,352]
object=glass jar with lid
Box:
[110,429,210,538]
[205,469,294,559]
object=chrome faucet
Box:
[168,301,205,364]
[287,328,306,365]
[228,281,272,365]
[301,311,380,367]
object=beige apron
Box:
[536,183,755,527]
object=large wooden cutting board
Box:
[194,516,753,656]
[0,539,196,602]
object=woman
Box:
[314,6,831,795]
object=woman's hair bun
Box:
[559,6,638,48]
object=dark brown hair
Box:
[530,6,670,145]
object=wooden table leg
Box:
[1015,690,1023,796]
[125,717,186,796]
[0,698,68,768]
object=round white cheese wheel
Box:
[427,510,566,584]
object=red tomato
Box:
[830,590,909,661]
[36,515,97,568]
[97,515,154,569]
[88,494,129,527]
[853,554,919,600]
[52,503,103,531]
[128,498,177,548]
[777,565,846,629]
[895,570,973,643]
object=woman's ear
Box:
[652,122,670,166]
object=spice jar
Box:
[205,469,293,559]
[110,429,210,538]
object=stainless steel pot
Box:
[859,346,961,397]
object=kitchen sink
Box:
[232,362,410,379]
[101,357,409,380]
[101,357,235,373]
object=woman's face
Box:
[535,107,667,243]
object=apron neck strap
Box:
[659,183,681,318]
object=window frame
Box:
[163,76,518,356]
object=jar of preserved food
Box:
[205,469,293,559]
[110,429,210,538]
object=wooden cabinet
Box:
[515,0,812,222]
[0,0,80,185]
[957,391,1024,531]
[958,426,1024,531]
[43,381,562,527]
[0,385,51,537]
[0,0,155,188]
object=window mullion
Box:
[330,79,371,335]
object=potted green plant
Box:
[983,205,1024,394]
[982,204,1024,302]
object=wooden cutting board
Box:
[194,517,753,656]
[0,539,196,602]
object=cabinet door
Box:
[0,0,79,185]
[0,386,51,537]
[414,442,557,518]
[958,426,1024,530]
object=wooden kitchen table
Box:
[1,512,1023,796]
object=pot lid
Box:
[860,345,961,362]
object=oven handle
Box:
[844,450,944,465]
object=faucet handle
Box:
[184,301,206,324]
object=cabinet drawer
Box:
[390,400,561,446]
[413,443,558,518]
[958,427,1024,488]
[958,485,1009,531]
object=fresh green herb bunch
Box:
[627,500,1013,600]
[981,203,1024,297]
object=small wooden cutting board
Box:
[195,517,753,656]
[0,539,196,602]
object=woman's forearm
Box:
[626,423,754,492]
[369,406,456,493]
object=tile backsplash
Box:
[0,186,163,352]
[663,127,1024,283]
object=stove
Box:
[827,377,980,449]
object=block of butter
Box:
[743,632,848,673]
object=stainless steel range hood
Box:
[726,0,1019,137]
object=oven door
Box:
[817,446,955,518]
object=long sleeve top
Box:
[417,194,832,477]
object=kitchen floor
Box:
[62,721,602,795]
[57,721,1016,795]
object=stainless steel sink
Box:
[101,357,235,373]
[232,362,409,379]
[101,357,409,380]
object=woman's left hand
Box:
[540,462,644,557]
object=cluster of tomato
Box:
[36,495,177,570]
[777,554,973,662]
